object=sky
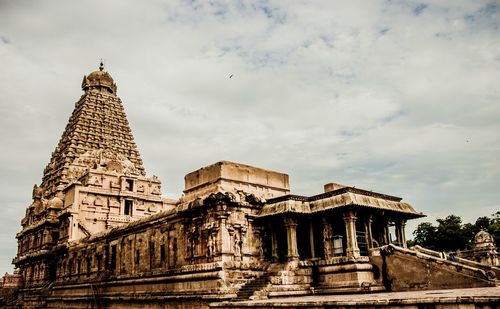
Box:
[0,0,499,275]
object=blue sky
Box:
[0,0,499,275]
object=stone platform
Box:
[211,287,500,308]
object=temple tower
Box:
[13,64,170,288]
[41,62,145,196]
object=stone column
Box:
[217,213,231,263]
[240,227,247,258]
[284,217,299,261]
[366,215,373,249]
[343,210,360,258]
[253,226,264,258]
[309,219,316,258]
[322,218,333,259]
[382,218,390,245]
[395,219,407,248]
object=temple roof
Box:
[40,64,145,196]
[81,62,117,94]
[258,186,424,218]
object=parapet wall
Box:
[183,161,289,200]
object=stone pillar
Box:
[217,213,231,262]
[284,217,299,261]
[309,219,316,258]
[240,227,247,258]
[382,218,390,245]
[343,210,360,258]
[395,219,407,248]
[253,226,264,258]
[322,218,334,259]
[366,215,373,249]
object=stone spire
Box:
[41,64,145,196]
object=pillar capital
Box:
[342,210,357,221]
[283,217,298,227]
[396,218,407,226]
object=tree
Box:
[435,215,468,251]
[410,212,500,251]
[413,222,437,250]
[487,211,500,247]
[475,216,491,230]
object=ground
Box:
[212,287,500,308]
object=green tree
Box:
[411,212,499,251]
[475,216,491,230]
[413,222,437,250]
[435,215,467,251]
[461,223,477,248]
[487,211,500,247]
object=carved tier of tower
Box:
[41,64,145,197]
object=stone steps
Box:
[235,275,271,300]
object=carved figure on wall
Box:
[32,185,43,200]
[82,195,90,205]
[234,231,242,259]
[152,185,161,195]
[207,233,214,257]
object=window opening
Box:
[124,200,133,216]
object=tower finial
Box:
[99,59,104,71]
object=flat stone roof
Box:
[184,160,290,194]
[211,287,500,308]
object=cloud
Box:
[0,0,499,274]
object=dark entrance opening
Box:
[297,219,312,259]
[276,221,287,262]
[356,218,368,256]
[110,245,117,273]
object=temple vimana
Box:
[1,64,498,309]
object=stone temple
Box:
[1,65,499,308]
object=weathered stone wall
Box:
[10,190,270,308]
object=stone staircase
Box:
[234,274,271,300]
[370,244,499,291]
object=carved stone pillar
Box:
[382,218,390,245]
[366,215,373,249]
[401,220,407,247]
[309,219,316,258]
[343,210,360,258]
[322,217,333,259]
[395,219,407,247]
[284,217,299,261]
[217,213,231,262]
[253,226,264,258]
[240,227,247,258]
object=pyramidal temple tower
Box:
[41,62,145,195]
[13,64,171,287]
